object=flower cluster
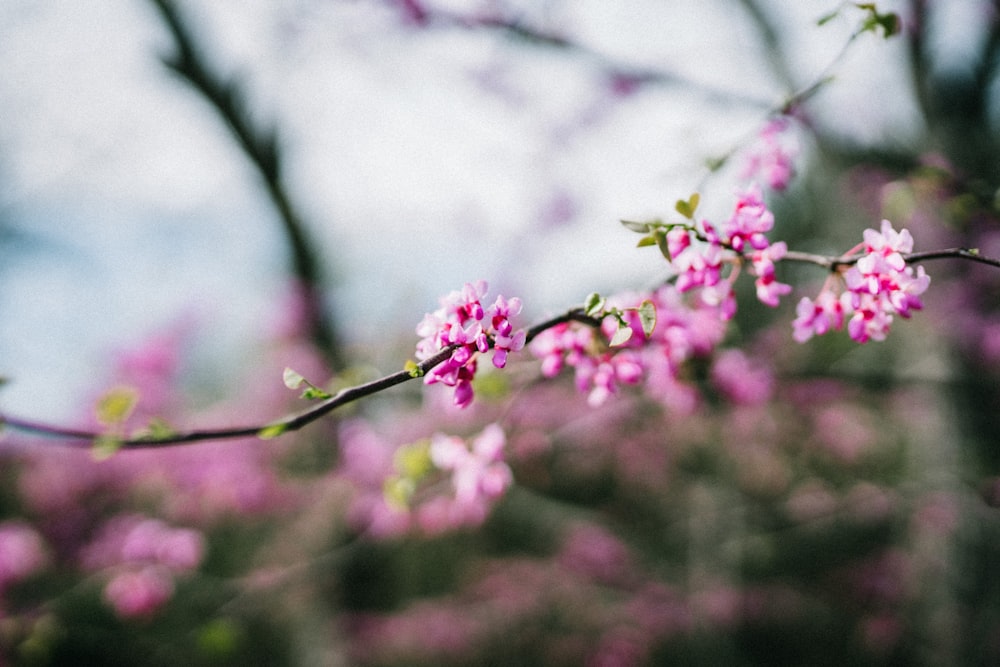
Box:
[530,285,729,410]
[425,424,513,528]
[416,281,526,408]
[342,422,513,537]
[793,220,930,343]
[531,320,645,407]
[80,514,205,619]
[663,186,792,316]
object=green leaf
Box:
[258,423,288,440]
[404,359,424,378]
[609,322,633,347]
[705,155,727,172]
[855,3,898,37]
[584,292,606,317]
[92,435,122,461]
[636,236,657,248]
[132,417,175,441]
[654,229,671,260]
[284,367,332,400]
[301,386,333,400]
[620,219,651,233]
[95,387,138,426]
[674,193,700,219]
[875,12,899,37]
[638,300,657,338]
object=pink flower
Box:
[430,424,512,509]
[710,349,773,405]
[846,293,895,343]
[81,514,204,574]
[673,241,724,292]
[393,424,515,533]
[721,184,774,252]
[842,220,929,343]
[699,281,737,321]
[792,290,850,342]
[792,220,929,344]
[103,566,174,620]
[741,117,797,191]
[487,295,527,368]
[416,282,526,407]
[531,303,649,407]
[530,322,593,378]
[574,350,645,407]
[0,521,49,589]
[751,241,792,307]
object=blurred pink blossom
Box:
[103,566,174,620]
[741,116,798,191]
[0,521,49,589]
[430,423,513,516]
[710,349,773,405]
[557,523,633,585]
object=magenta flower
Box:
[792,289,850,342]
[792,220,929,343]
[573,350,645,407]
[487,295,527,368]
[531,302,648,407]
[842,220,929,343]
[81,514,204,575]
[751,241,792,307]
[530,322,594,379]
[699,281,738,321]
[673,241,724,293]
[530,284,739,410]
[722,184,775,252]
[416,281,526,407]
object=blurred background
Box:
[2,0,1000,665]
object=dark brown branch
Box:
[149,0,343,370]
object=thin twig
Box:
[782,247,1000,271]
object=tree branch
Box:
[0,308,592,449]
[782,247,1000,271]
[149,0,343,370]
[0,244,997,450]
